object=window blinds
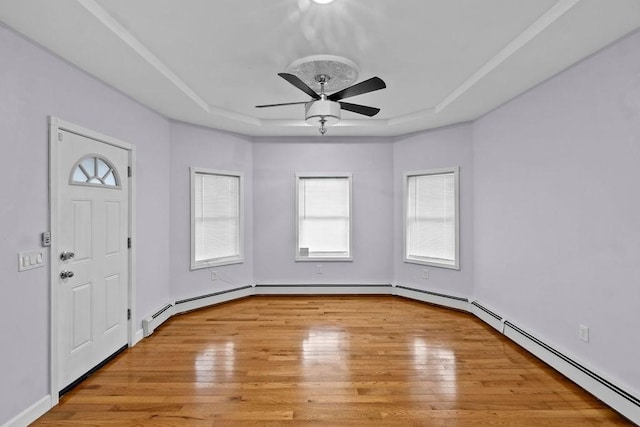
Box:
[298,177,350,256]
[406,172,456,263]
[194,173,240,262]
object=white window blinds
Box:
[192,169,242,269]
[297,175,352,260]
[405,168,459,269]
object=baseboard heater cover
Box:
[470,300,504,332]
[142,303,174,337]
[503,321,640,424]
[173,285,255,314]
[253,283,393,295]
[393,285,470,312]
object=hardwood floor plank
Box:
[33,296,633,426]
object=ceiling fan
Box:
[256,72,386,135]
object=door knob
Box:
[60,270,74,279]
[60,251,75,261]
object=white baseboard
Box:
[502,321,639,425]
[392,285,470,312]
[132,328,144,346]
[2,395,51,427]
[254,283,392,295]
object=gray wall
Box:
[169,122,254,301]
[252,139,394,285]
[393,124,474,298]
[473,30,640,394]
[0,25,172,425]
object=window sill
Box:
[191,257,243,270]
[295,256,353,262]
[404,257,459,270]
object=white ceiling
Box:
[1,0,640,137]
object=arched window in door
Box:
[70,156,121,188]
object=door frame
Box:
[48,117,136,406]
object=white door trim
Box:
[48,117,136,406]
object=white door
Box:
[55,129,129,392]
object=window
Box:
[191,168,243,269]
[296,174,352,261]
[70,156,120,187]
[404,167,459,269]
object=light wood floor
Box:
[34,296,632,426]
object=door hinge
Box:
[127,309,131,320]
[128,166,132,177]
[127,237,131,249]
[58,132,63,141]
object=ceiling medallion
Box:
[285,54,359,93]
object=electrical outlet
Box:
[422,269,429,280]
[579,325,589,342]
[316,265,323,274]
[211,271,218,281]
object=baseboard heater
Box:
[142,303,174,337]
[470,300,504,332]
[174,285,254,305]
[393,285,470,312]
[503,320,640,424]
[141,286,254,337]
[173,285,254,313]
[254,283,392,295]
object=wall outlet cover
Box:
[579,325,589,342]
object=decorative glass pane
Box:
[72,167,89,183]
[70,156,120,188]
[80,158,94,175]
[103,170,116,186]
[97,158,110,177]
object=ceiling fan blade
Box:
[339,102,381,117]
[278,73,320,100]
[328,77,386,101]
[255,101,309,108]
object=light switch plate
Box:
[18,250,46,272]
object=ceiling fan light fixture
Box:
[256,59,386,135]
[305,99,341,129]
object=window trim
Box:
[295,172,353,262]
[190,167,244,270]
[403,167,460,270]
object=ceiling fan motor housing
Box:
[305,99,341,126]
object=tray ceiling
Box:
[1,0,639,136]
